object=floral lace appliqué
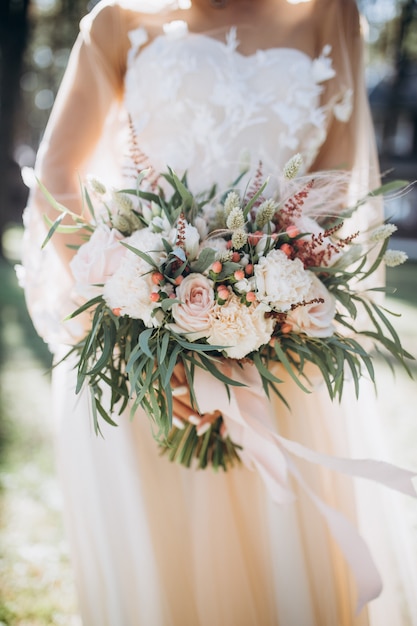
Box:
[124,27,350,191]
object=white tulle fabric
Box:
[21,3,417,625]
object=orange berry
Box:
[152,272,164,285]
[246,291,256,302]
[245,264,254,275]
[150,292,160,302]
[212,261,223,274]
[231,251,240,262]
[112,308,121,317]
[281,323,293,334]
[280,243,293,257]
[174,275,183,285]
[234,270,245,280]
[286,225,300,238]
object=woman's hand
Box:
[170,362,222,436]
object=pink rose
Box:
[172,273,215,338]
[285,273,336,338]
[70,225,126,299]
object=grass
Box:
[0,252,80,625]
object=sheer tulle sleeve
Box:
[311,0,384,289]
[20,1,129,349]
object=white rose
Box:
[103,228,165,327]
[169,222,201,260]
[255,234,269,256]
[150,215,171,234]
[207,295,274,359]
[254,249,312,311]
[171,274,215,339]
[184,223,200,260]
[234,276,256,293]
[286,273,336,337]
[70,224,126,299]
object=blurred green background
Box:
[0,0,416,623]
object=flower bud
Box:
[283,153,303,180]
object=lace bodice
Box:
[124,21,350,191]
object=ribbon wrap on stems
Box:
[193,361,417,613]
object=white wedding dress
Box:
[21,2,417,625]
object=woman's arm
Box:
[30,1,129,268]
[311,0,378,183]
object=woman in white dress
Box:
[21,1,417,624]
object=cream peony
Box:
[207,295,274,359]
[254,249,312,311]
[103,228,165,327]
[171,273,215,338]
[286,272,336,337]
[70,224,126,299]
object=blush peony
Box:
[70,224,126,299]
[254,249,312,311]
[171,273,215,339]
[285,272,336,337]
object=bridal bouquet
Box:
[41,154,412,470]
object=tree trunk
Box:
[0,0,30,257]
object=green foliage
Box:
[44,167,414,472]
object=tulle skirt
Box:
[51,352,417,626]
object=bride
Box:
[22,0,417,624]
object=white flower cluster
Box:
[103,229,167,327]
[169,246,336,358]
[370,223,398,243]
[254,249,312,311]
[383,249,408,267]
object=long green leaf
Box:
[242,179,269,218]
[121,243,159,269]
[272,342,311,393]
[138,328,155,359]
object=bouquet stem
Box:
[159,416,242,471]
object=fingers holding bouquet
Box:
[161,362,240,470]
